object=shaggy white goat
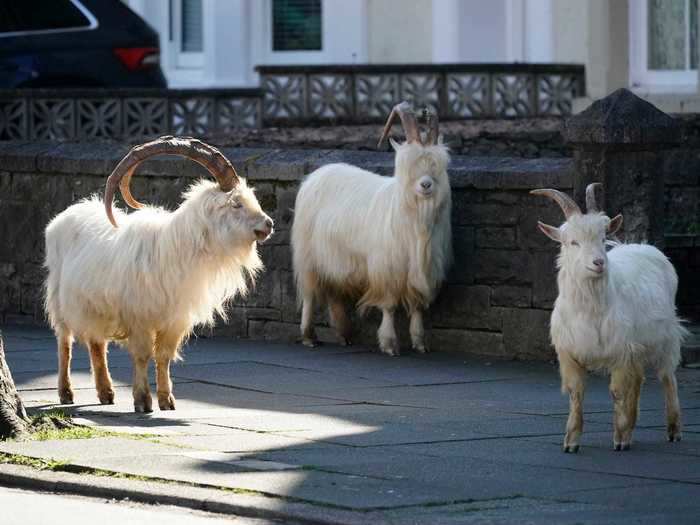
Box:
[44,137,273,412]
[292,102,452,355]
[533,183,686,452]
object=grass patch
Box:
[31,426,111,441]
[0,452,69,471]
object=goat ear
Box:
[537,221,562,242]
[389,137,401,151]
[608,214,623,235]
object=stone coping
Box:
[0,141,574,191]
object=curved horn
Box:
[105,136,239,228]
[424,109,439,146]
[377,101,420,148]
[530,188,582,219]
[585,182,602,213]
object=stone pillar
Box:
[563,88,681,247]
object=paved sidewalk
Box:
[2,324,700,524]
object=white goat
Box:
[533,184,686,452]
[44,137,273,412]
[292,102,452,355]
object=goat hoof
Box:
[668,432,682,443]
[158,393,176,411]
[614,442,631,451]
[98,389,115,405]
[379,337,400,357]
[413,343,430,354]
[563,444,580,454]
[59,388,74,405]
[302,338,318,348]
[340,337,352,347]
[134,393,153,413]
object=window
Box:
[272,0,322,51]
[630,0,698,91]
[170,0,204,69]
[0,0,95,36]
[181,0,203,53]
[648,0,697,70]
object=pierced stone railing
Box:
[0,88,262,141]
[257,63,585,124]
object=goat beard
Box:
[408,197,441,305]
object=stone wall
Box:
[0,141,572,360]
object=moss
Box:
[0,452,69,471]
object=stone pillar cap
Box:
[563,88,682,146]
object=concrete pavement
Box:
[2,324,700,524]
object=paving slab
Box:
[2,324,700,523]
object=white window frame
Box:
[630,0,697,93]
[171,0,205,69]
[251,0,367,66]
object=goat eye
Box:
[232,200,243,209]
[570,240,580,247]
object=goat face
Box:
[392,139,450,203]
[548,215,621,280]
[533,186,623,281]
[199,180,274,248]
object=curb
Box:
[0,463,364,525]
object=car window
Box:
[0,0,94,34]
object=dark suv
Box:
[0,0,167,88]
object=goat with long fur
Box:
[532,183,686,452]
[292,102,452,355]
[44,137,273,412]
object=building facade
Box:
[125,0,700,111]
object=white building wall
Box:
[368,0,432,63]
[457,0,508,62]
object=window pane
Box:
[0,0,90,33]
[691,0,698,68]
[181,0,203,53]
[273,0,322,51]
[648,0,686,70]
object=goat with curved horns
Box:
[292,102,452,355]
[533,183,686,452]
[45,136,273,412]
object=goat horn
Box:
[105,136,239,228]
[377,101,420,148]
[585,182,602,213]
[530,188,582,219]
[424,108,439,146]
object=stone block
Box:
[473,249,532,285]
[480,191,520,205]
[311,150,394,175]
[531,251,558,309]
[448,226,475,284]
[491,286,532,308]
[237,268,281,309]
[517,198,569,251]
[273,185,298,231]
[476,227,516,249]
[246,149,328,181]
[211,311,247,339]
[37,142,129,175]
[247,320,299,342]
[430,285,501,331]
[564,88,682,146]
[453,202,519,227]
[430,328,505,356]
[501,307,553,359]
